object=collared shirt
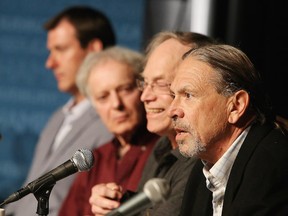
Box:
[58,131,159,216]
[52,98,91,151]
[137,136,197,216]
[203,126,251,216]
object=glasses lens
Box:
[136,79,144,91]
[153,83,170,94]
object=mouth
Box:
[174,127,187,134]
[174,127,189,140]
[54,73,64,81]
[113,114,129,123]
[145,108,165,114]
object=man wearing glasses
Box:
[88,31,217,216]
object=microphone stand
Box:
[30,175,56,216]
[34,184,55,216]
[0,175,56,216]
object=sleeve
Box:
[58,171,90,216]
[141,156,198,216]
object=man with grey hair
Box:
[88,31,217,216]
[168,44,288,215]
[58,46,159,216]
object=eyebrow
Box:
[173,84,191,94]
[142,76,167,81]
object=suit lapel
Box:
[43,111,66,154]
[223,123,273,214]
[181,160,213,216]
[57,107,97,152]
[25,109,65,179]
[43,107,98,169]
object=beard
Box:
[178,138,206,158]
[175,122,206,158]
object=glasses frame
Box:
[136,78,171,94]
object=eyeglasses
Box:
[136,79,171,94]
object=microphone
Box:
[0,148,94,207]
[106,178,171,216]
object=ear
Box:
[227,90,250,124]
[87,39,104,52]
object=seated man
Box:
[58,46,159,216]
[4,6,115,216]
[168,44,288,215]
[88,31,217,216]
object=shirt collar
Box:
[62,98,91,115]
[203,126,251,183]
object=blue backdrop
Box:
[0,0,145,200]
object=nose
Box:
[140,85,156,102]
[45,53,57,70]
[111,92,124,110]
[168,98,184,121]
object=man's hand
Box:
[89,182,123,216]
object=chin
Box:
[147,125,158,134]
[57,85,69,93]
[147,126,165,136]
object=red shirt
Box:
[58,132,159,216]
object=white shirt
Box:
[203,126,251,216]
[51,98,91,152]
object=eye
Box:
[156,81,169,88]
[55,45,68,52]
[118,84,136,94]
[184,92,193,99]
[94,94,108,102]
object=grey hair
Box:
[77,46,144,98]
[144,31,217,65]
[183,44,275,124]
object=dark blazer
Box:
[180,122,288,216]
[5,102,113,216]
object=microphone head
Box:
[143,178,171,204]
[72,149,94,172]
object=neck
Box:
[167,132,178,149]
[116,135,132,159]
[72,93,85,106]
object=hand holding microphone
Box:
[0,148,94,207]
[105,178,171,216]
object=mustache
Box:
[172,120,190,132]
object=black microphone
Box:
[0,148,94,207]
[106,178,171,216]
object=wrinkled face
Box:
[88,59,145,136]
[140,39,191,136]
[45,19,90,95]
[168,57,230,159]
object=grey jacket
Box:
[5,103,113,216]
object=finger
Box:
[91,183,122,200]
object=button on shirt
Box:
[202,126,251,216]
[52,98,92,152]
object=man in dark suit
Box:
[168,44,288,216]
[5,6,115,216]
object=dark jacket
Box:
[180,122,288,216]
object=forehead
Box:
[89,60,134,86]
[143,38,190,80]
[47,20,77,43]
[172,57,214,89]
